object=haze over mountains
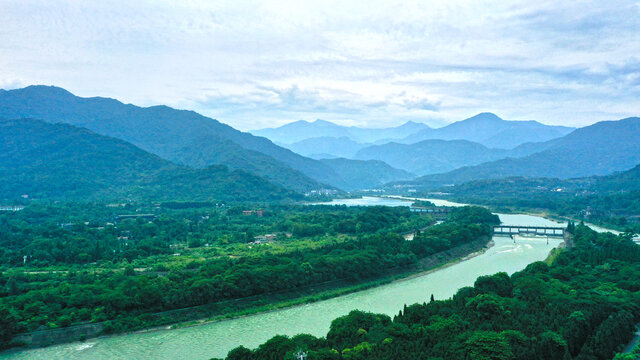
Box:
[354,139,542,176]
[254,111,640,192]
[1,85,639,197]
[286,136,368,159]
[398,117,640,190]
[254,113,574,154]
[252,119,430,145]
[252,112,582,178]
[397,113,575,149]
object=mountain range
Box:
[0,118,297,202]
[396,117,640,190]
[353,139,543,175]
[253,113,574,152]
[0,86,412,192]
[255,113,575,165]
[397,113,575,149]
[252,119,431,145]
[2,85,637,197]
[286,136,368,159]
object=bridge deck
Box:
[493,225,565,237]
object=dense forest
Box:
[218,224,640,360]
[0,203,497,348]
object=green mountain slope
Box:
[0,119,297,202]
[318,158,415,190]
[0,86,333,192]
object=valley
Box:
[2,3,639,360]
[0,198,580,360]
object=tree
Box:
[0,305,20,347]
[463,331,514,360]
[226,346,252,360]
[474,272,513,297]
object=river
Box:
[0,197,613,360]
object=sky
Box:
[0,0,639,131]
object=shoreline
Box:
[146,238,495,333]
[388,195,620,234]
[5,237,494,353]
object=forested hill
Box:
[439,163,640,198]
[0,86,333,192]
[398,116,640,189]
[427,163,640,231]
[0,118,297,202]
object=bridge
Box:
[493,225,565,238]
[410,206,450,219]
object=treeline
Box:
[219,224,640,360]
[0,205,496,348]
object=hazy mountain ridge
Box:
[399,112,575,149]
[396,116,640,189]
[252,119,431,144]
[354,139,542,175]
[0,118,297,201]
[253,113,574,172]
[285,136,369,159]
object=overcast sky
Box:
[1,0,639,130]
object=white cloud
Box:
[0,0,638,130]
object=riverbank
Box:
[7,237,492,351]
[2,235,566,360]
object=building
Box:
[251,233,277,244]
[0,205,25,211]
[243,209,264,217]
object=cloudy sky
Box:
[1,0,639,130]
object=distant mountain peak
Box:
[398,120,431,129]
[20,84,75,97]
[311,119,342,127]
[465,112,503,122]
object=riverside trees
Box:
[221,224,640,360]
[0,203,495,348]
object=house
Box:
[251,233,277,244]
